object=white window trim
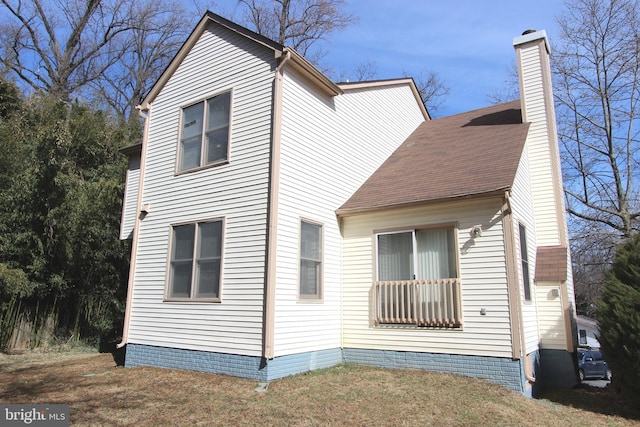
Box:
[175,89,233,175]
[164,218,225,302]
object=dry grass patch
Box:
[1,351,638,426]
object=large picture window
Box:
[178,91,231,172]
[377,228,457,281]
[168,220,223,301]
[299,220,322,299]
[374,226,461,328]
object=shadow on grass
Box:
[538,383,640,421]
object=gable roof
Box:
[339,78,431,120]
[138,12,429,117]
[337,100,529,215]
[139,12,348,109]
[140,12,283,109]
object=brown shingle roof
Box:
[535,246,568,282]
[337,100,529,214]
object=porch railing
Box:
[374,279,462,328]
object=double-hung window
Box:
[178,91,231,172]
[168,220,223,301]
[374,226,461,327]
[299,220,323,300]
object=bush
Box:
[596,233,640,400]
[0,95,131,350]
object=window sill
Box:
[163,298,221,303]
[297,297,324,303]
[375,324,463,331]
[175,159,229,175]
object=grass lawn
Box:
[1,349,638,426]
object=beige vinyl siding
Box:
[508,143,540,353]
[126,22,276,356]
[342,198,514,358]
[535,254,575,352]
[120,156,140,240]
[518,37,575,352]
[565,247,576,316]
[519,42,562,247]
[273,69,426,356]
[536,282,567,349]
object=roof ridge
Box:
[434,99,521,121]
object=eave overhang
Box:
[336,188,510,217]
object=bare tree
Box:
[0,0,196,121]
[486,61,520,105]
[351,59,378,82]
[568,216,618,316]
[88,1,192,122]
[236,0,357,63]
[409,69,450,116]
[554,0,640,240]
[0,0,134,101]
[333,60,449,114]
[333,59,378,83]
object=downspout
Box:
[262,51,291,360]
[502,191,535,384]
[117,105,150,349]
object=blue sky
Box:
[327,0,565,116]
[212,0,566,117]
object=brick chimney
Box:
[513,30,568,247]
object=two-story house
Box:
[118,13,576,396]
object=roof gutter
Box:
[336,189,510,217]
[117,105,150,349]
[262,50,291,360]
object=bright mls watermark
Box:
[1,404,69,426]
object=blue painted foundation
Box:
[344,348,531,395]
[126,344,536,395]
[126,344,266,379]
[126,344,342,381]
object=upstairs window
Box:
[168,220,223,301]
[299,220,323,300]
[178,91,231,172]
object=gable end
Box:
[140,12,284,109]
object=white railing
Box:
[374,279,462,327]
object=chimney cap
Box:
[513,29,550,53]
[522,29,537,35]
